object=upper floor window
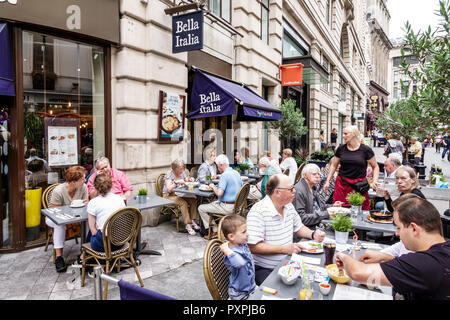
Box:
[209,0,231,23]
[261,0,269,44]
[321,55,331,92]
[282,19,309,58]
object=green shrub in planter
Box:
[330,214,353,232]
[138,188,148,196]
[346,191,365,207]
[240,163,251,171]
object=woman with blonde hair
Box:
[197,148,218,184]
[163,159,199,235]
[323,125,379,210]
[383,165,425,212]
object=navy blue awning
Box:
[0,23,15,97]
[187,69,281,121]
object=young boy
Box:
[219,215,256,300]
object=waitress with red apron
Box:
[323,126,379,210]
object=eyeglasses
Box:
[276,186,295,192]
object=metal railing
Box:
[93,266,119,300]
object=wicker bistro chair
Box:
[294,163,306,185]
[154,173,182,232]
[217,216,227,242]
[203,239,230,300]
[207,183,251,239]
[41,183,80,263]
[282,167,290,177]
[81,207,144,300]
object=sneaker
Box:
[87,266,95,278]
[191,220,201,231]
[186,224,197,236]
[55,256,67,273]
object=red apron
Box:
[333,176,370,210]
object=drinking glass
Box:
[323,241,336,266]
[376,182,385,197]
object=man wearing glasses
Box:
[247,174,326,285]
[87,156,133,199]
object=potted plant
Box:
[329,214,353,244]
[346,191,366,219]
[234,167,241,174]
[138,188,148,203]
[205,174,212,184]
[240,163,251,175]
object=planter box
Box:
[307,160,328,169]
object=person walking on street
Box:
[441,132,450,161]
[435,134,443,153]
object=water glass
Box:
[376,182,385,197]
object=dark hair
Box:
[94,173,112,196]
[28,159,44,173]
[65,165,86,182]
[265,174,281,196]
[396,197,443,236]
[221,215,246,240]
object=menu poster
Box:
[158,90,185,143]
[45,118,80,167]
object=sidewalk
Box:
[0,220,210,300]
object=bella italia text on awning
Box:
[187,69,281,121]
[0,23,15,96]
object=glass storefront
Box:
[21,30,106,245]
[0,98,11,248]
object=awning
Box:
[0,23,15,96]
[187,69,281,121]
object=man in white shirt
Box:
[279,148,297,184]
[246,174,326,285]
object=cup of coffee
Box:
[323,241,336,266]
[71,199,83,206]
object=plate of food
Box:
[241,176,249,181]
[327,207,351,215]
[298,241,324,254]
[367,215,393,224]
[161,115,180,134]
[326,264,351,284]
[199,184,213,191]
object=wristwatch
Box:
[311,230,315,240]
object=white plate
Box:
[327,207,351,215]
[298,241,324,254]
[70,203,86,208]
[199,185,213,192]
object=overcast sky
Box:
[386,0,443,39]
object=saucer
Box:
[70,203,86,208]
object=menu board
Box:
[47,126,78,166]
[158,90,185,143]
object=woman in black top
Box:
[383,165,425,212]
[324,125,379,210]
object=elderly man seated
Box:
[247,174,326,285]
[335,197,450,300]
[198,154,243,239]
[248,156,280,201]
[87,156,133,199]
[292,163,342,229]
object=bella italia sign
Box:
[172,10,203,53]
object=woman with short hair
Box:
[323,125,379,210]
[383,165,425,212]
[163,159,199,235]
[197,148,218,184]
[46,165,88,272]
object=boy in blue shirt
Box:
[220,215,256,300]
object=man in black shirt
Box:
[335,197,450,300]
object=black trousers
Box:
[255,265,273,286]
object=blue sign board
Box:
[172,10,203,53]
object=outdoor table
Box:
[248,236,392,300]
[173,185,216,198]
[211,177,256,184]
[322,211,397,240]
[41,194,175,258]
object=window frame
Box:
[261,0,269,45]
[208,0,232,23]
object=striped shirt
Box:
[246,195,304,269]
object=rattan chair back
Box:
[42,183,59,209]
[294,163,305,185]
[155,173,165,197]
[102,207,142,256]
[233,183,250,217]
[217,216,226,242]
[283,167,290,177]
[203,239,230,300]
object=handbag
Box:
[340,176,370,194]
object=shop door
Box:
[0,97,11,248]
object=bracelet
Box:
[311,230,315,240]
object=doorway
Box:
[0,96,12,249]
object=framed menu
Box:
[157,90,185,143]
[45,118,80,167]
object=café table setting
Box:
[249,235,393,300]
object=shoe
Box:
[186,224,197,236]
[190,220,201,231]
[87,266,95,278]
[55,256,67,273]
[203,232,217,240]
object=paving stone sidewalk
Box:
[0,220,209,300]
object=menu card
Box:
[48,126,78,166]
[332,284,392,300]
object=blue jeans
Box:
[442,146,450,159]
[374,201,385,211]
[86,230,122,252]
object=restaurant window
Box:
[22,31,105,242]
[208,0,231,23]
[261,0,269,44]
